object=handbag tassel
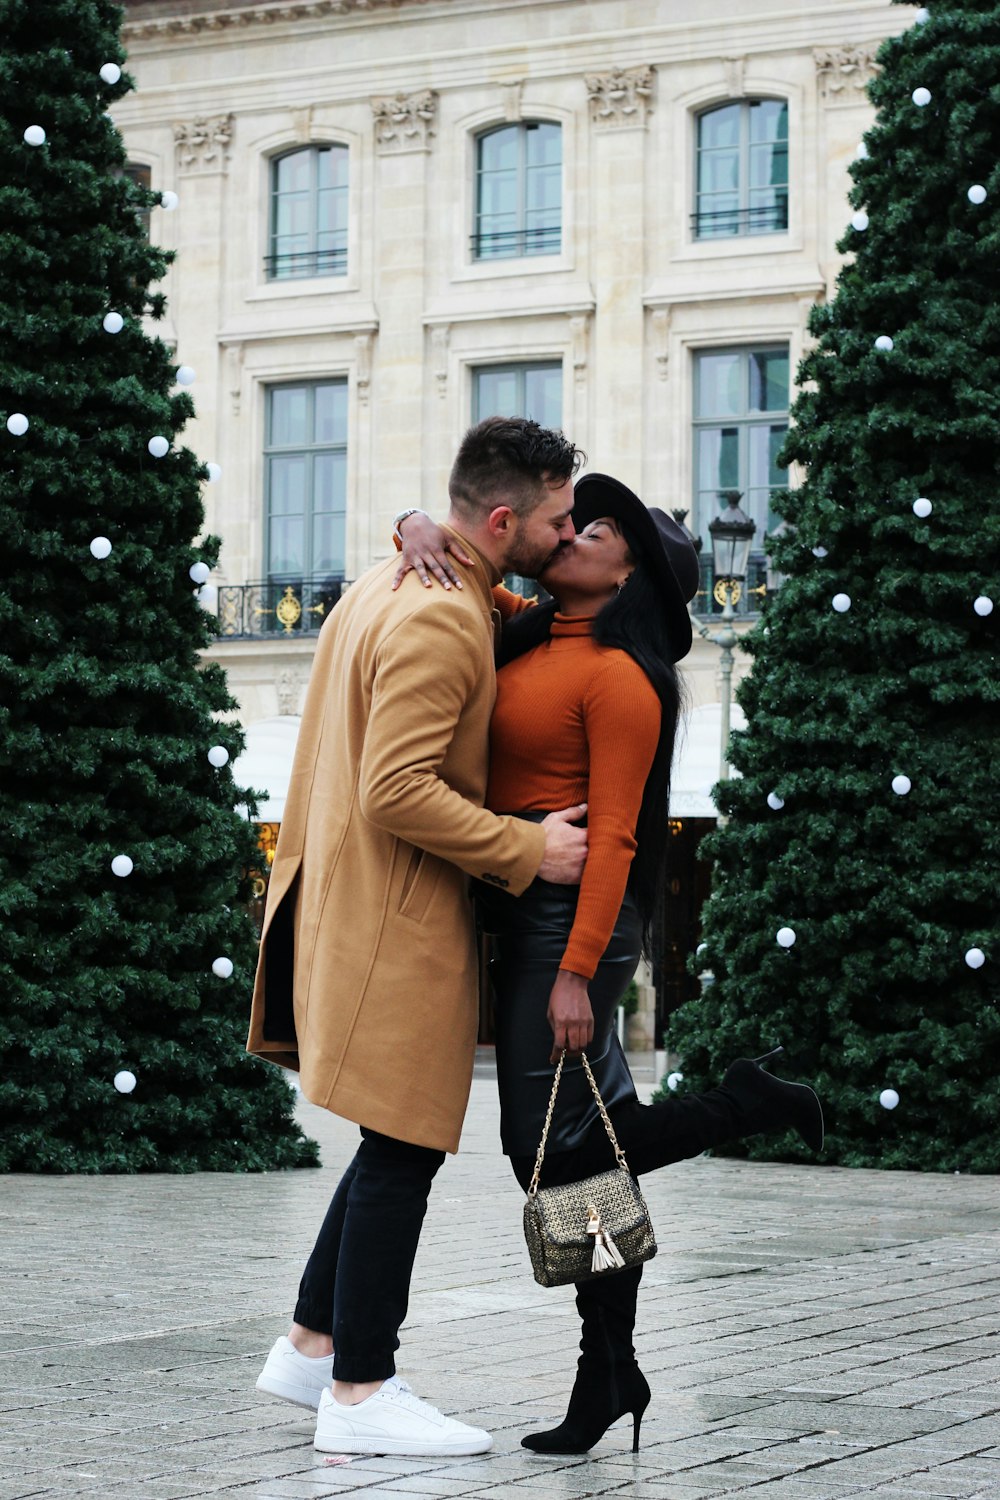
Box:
[586,1206,626,1274]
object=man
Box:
[249,417,587,1457]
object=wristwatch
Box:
[392,507,426,543]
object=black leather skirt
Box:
[476,860,641,1157]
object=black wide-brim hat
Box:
[572,473,700,663]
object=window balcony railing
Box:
[691,553,772,619]
[691,203,788,239]
[471,226,562,259]
[264,247,347,280]
[214,577,348,639]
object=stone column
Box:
[369,90,438,546]
[584,67,655,490]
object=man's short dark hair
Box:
[448,416,584,520]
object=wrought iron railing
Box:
[214,578,348,639]
[264,247,347,279]
[691,553,771,618]
[691,202,788,238]
[471,225,561,259]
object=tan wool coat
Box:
[246,538,546,1153]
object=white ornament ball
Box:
[915,6,930,21]
[965,947,986,970]
[891,775,912,796]
[912,87,932,107]
[90,536,112,560]
[832,593,852,613]
[812,546,828,558]
[874,335,894,352]
[99,62,122,85]
[854,141,869,160]
[197,582,218,613]
[102,311,124,334]
[205,461,222,483]
[968,184,987,206]
[973,596,994,617]
[113,1070,137,1094]
[666,1072,684,1092]
[207,745,230,769]
[851,211,870,232]
[6,412,29,437]
[879,1088,900,1111]
[111,854,134,878]
[189,561,211,585]
[912,497,932,518]
[776,927,796,948]
[147,435,169,459]
[767,792,785,811]
[160,190,179,211]
[23,125,46,146]
[176,365,196,386]
[212,956,234,979]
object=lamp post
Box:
[693,491,756,783]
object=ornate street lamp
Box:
[694,491,756,786]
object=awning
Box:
[233,715,301,822]
[233,702,746,825]
[669,702,746,818]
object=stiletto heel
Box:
[752,1045,784,1066]
[521,1365,651,1454]
[631,1409,643,1451]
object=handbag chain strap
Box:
[527,1048,630,1197]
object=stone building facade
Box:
[116,0,903,1041]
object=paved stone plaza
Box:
[3,1062,1000,1500]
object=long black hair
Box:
[499,528,685,951]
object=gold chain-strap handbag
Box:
[522,1049,657,1288]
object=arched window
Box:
[267,145,348,280]
[694,100,788,239]
[474,122,561,260]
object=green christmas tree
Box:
[663,0,1000,1172]
[0,0,318,1171]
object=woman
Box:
[399,474,823,1454]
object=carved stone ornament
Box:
[125,1,440,41]
[354,332,373,404]
[276,665,309,716]
[814,46,880,101]
[371,90,437,154]
[430,324,449,400]
[650,308,671,381]
[569,313,590,386]
[585,66,655,129]
[174,113,234,173]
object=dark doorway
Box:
[652,818,716,1045]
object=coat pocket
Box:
[396,843,442,923]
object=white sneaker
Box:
[313,1377,493,1456]
[256,1336,333,1410]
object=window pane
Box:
[317,144,349,189]
[314,383,348,445]
[269,516,304,576]
[268,455,307,515]
[313,451,347,511]
[474,368,520,418]
[525,121,561,167]
[700,104,740,151]
[750,99,788,144]
[523,365,563,428]
[696,353,742,418]
[748,352,789,412]
[479,125,519,172]
[275,149,312,194]
[698,150,740,195]
[269,387,309,447]
[313,511,346,575]
[698,427,740,496]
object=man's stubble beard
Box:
[502,536,563,579]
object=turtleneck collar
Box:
[551,613,596,638]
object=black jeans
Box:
[294,1126,445,1382]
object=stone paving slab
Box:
[2,1073,1000,1498]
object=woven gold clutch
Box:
[522,1051,657,1288]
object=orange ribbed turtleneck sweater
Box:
[486,612,661,979]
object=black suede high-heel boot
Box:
[521,1362,650,1454]
[721,1046,824,1152]
[522,1270,650,1454]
